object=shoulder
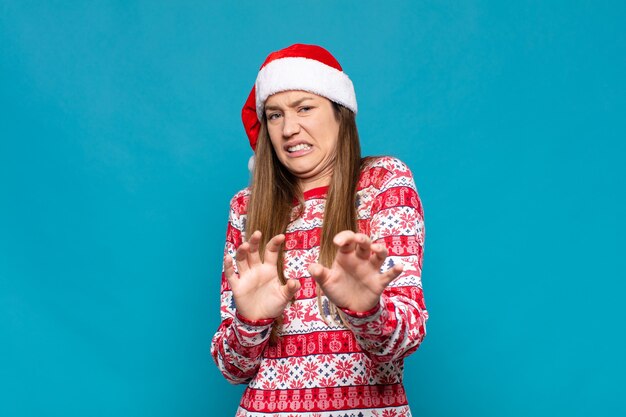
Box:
[359,156,424,220]
[228,187,251,217]
[359,156,417,190]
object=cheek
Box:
[322,113,340,144]
[267,129,283,153]
[323,124,340,150]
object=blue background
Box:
[1,1,625,416]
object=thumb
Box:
[281,278,301,300]
[308,262,331,286]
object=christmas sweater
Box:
[211,156,428,417]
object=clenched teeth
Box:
[287,144,312,152]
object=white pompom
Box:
[248,155,255,173]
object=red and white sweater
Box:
[211,156,428,417]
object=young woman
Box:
[211,44,428,417]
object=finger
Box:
[223,255,238,290]
[235,242,250,274]
[281,278,301,301]
[263,234,285,265]
[308,263,332,287]
[370,242,389,269]
[380,262,404,286]
[247,230,262,266]
[333,230,357,254]
[224,255,236,278]
[354,233,372,260]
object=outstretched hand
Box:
[225,231,301,321]
[308,231,403,313]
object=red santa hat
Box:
[242,44,358,150]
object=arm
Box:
[209,193,273,385]
[210,192,301,384]
[343,159,427,362]
[308,158,427,363]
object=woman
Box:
[211,44,428,417]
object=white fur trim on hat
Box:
[255,57,357,120]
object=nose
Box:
[281,112,301,138]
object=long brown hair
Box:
[246,103,362,341]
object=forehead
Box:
[265,90,328,108]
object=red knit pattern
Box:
[211,157,427,417]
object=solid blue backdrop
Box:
[1,1,624,416]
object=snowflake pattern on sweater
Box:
[211,157,428,417]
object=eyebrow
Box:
[265,96,315,111]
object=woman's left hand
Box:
[308,231,404,312]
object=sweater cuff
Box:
[339,299,383,321]
[235,311,275,327]
[231,311,275,348]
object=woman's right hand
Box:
[224,231,301,321]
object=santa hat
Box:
[242,44,358,150]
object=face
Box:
[264,90,340,191]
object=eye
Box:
[267,112,281,121]
[299,106,313,113]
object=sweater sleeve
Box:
[210,190,274,384]
[342,157,428,363]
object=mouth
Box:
[286,143,312,153]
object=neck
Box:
[298,171,332,192]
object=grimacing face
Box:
[264,90,340,192]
